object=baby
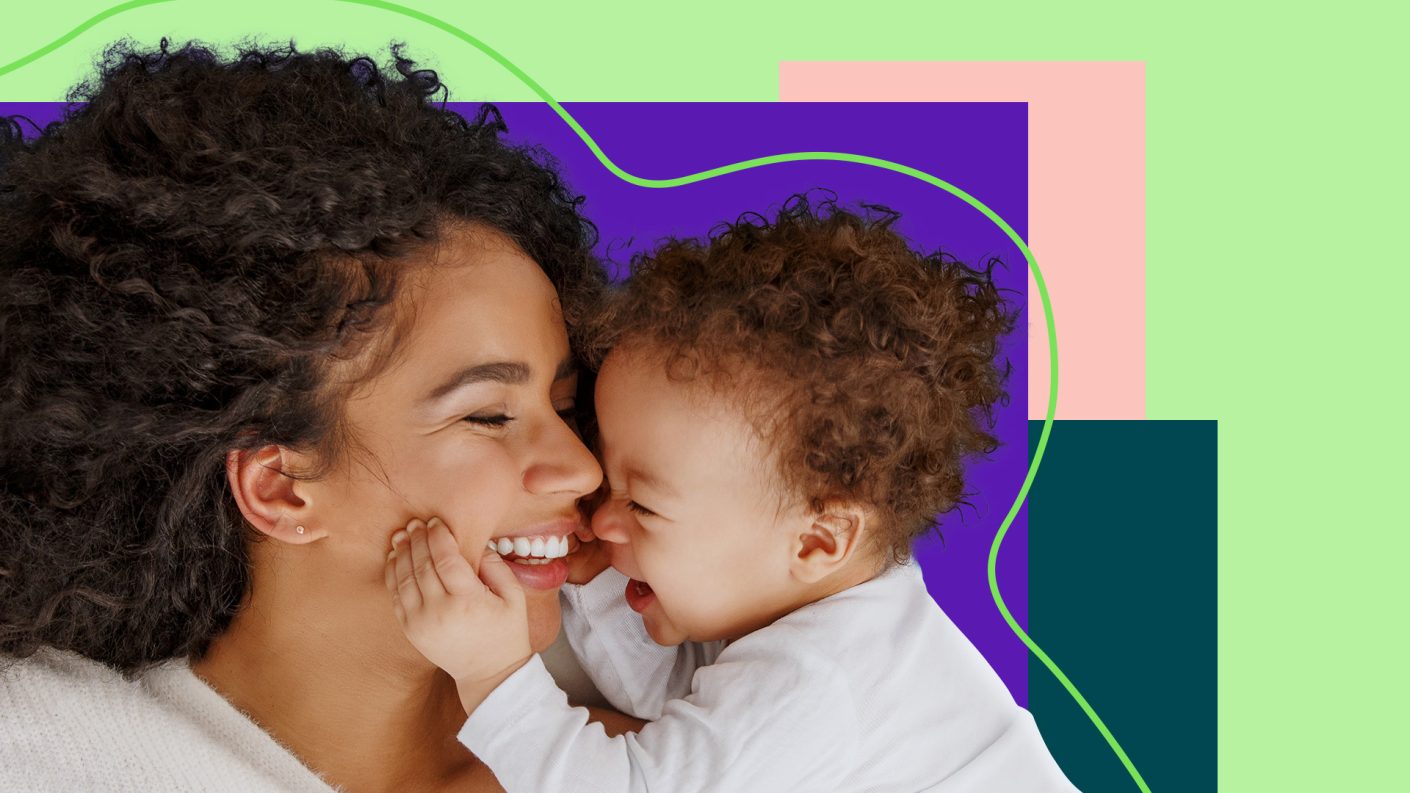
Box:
[385,198,1078,792]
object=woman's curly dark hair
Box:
[0,40,605,673]
[585,195,1015,564]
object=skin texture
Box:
[589,347,880,647]
[197,227,603,792]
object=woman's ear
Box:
[225,445,328,543]
[790,503,869,584]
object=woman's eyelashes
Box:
[463,413,513,428]
[461,401,576,429]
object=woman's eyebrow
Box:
[423,361,529,404]
[422,357,577,405]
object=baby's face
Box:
[590,349,804,646]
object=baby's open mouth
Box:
[625,578,657,613]
[485,534,574,565]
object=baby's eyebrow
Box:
[626,464,678,499]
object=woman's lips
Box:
[482,517,583,591]
[624,578,657,614]
[494,517,583,540]
[505,556,569,590]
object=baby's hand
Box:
[565,523,613,585]
[385,517,531,712]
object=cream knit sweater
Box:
[0,648,337,792]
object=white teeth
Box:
[484,534,572,559]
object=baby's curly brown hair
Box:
[585,195,1016,564]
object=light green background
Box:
[3,2,1404,790]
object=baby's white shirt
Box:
[459,563,1079,793]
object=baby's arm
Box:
[560,566,723,720]
[386,522,853,793]
[384,518,531,715]
[460,637,859,793]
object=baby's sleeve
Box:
[560,568,722,719]
[460,638,859,793]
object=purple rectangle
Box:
[4,99,1032,703]
[493,102,1031,704]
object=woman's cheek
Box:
[428,442,522,547]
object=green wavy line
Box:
[2,1,1153,790]
[0,0,178,80]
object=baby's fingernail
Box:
[407,519,424,534]
[392,530,407,546]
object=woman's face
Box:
[301,226,603,653]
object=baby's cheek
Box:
[644,608,691,647]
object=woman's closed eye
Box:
[463,413,513,428]
[463,402,575,429]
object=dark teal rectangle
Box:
[1027,420,1217,792]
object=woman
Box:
[1,41,620,791]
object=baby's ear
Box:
[790,502,869,584]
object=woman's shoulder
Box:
[0,648,336,792]
[1,646,205,721]
[3,645,133,688]
[1,647,152,725]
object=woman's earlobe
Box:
[225,446,327,543]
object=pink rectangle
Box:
[781,62,1146,420]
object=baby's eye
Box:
[625,501,657,518]
[463,414,513,428]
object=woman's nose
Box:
[523,415,604,498]
[591,499,630,545]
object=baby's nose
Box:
[590,499,630,544]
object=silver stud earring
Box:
[296,525,306,535]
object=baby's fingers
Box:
[426,518,479,596]
[384,547,407,623]
[476,548,526,610]
[391,526,423,613]
[406,519,447,601]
